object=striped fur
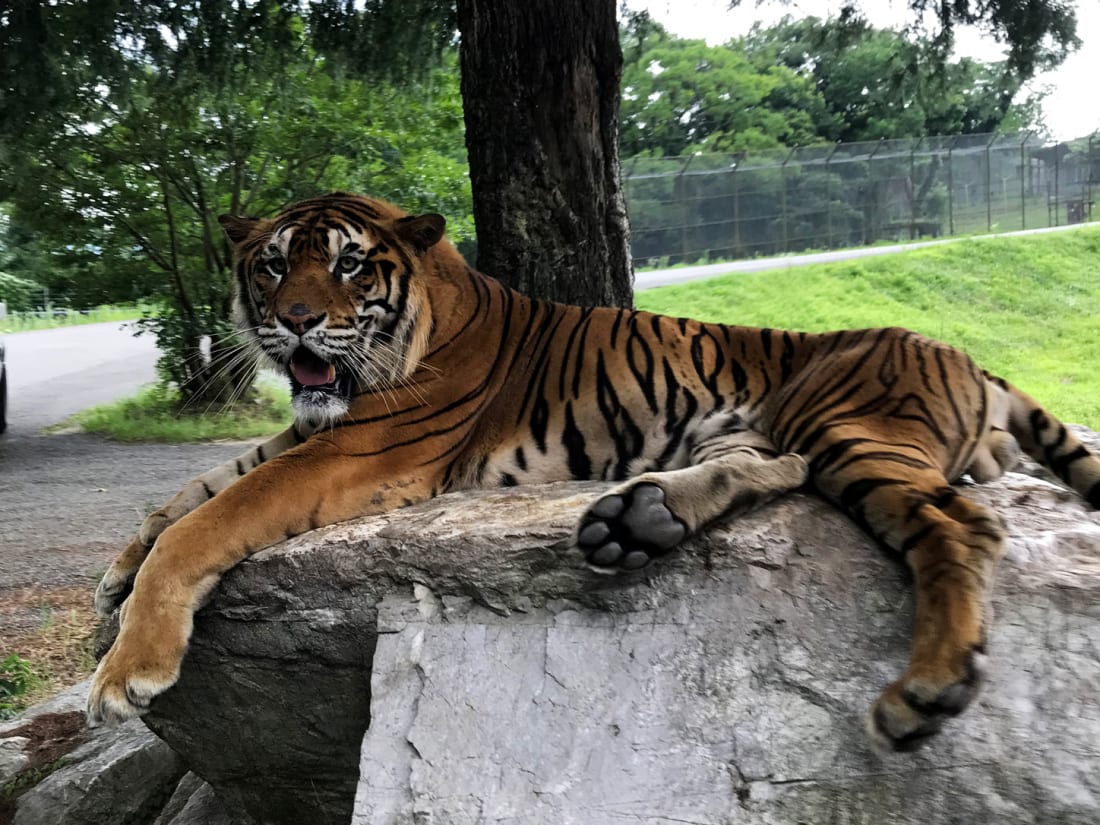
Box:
[92,193,1100,751]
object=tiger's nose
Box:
[277,304,324,336]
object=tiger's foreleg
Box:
[94,426,305,617]
[577,431,808,572]
[88,441,441,725]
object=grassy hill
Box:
[637,228,1100,429]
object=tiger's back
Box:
[448,297,992,497]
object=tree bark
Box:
[456,0,633,308]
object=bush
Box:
[0,654,38,720]
[0,271,40,312]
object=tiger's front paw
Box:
[87,609,190,725]
[577,482,687,572]
[138,509,173,548]
[93,536,153,617]
[93,567,134,618]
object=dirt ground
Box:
[0,431,249,701]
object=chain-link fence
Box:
[624,132,1100,267]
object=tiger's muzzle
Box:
[287,345,354,410]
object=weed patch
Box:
[69,377,292,443]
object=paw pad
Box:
[578,483,687,571]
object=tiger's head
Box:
[219,193,447,426]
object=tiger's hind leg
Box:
[577,431,808,572]
[812,447,1007,751]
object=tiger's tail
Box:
[999,378,1100,508]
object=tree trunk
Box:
[456,0,633,308]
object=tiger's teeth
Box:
[327,365,337,383]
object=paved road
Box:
[2,321,160,437]
[0,433,248,585]
[0,323,248,631]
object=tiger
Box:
[89,191,1100,753]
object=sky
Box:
[626,0,1100,142]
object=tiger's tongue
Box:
[293,363,336,386]
[291,351,337,386]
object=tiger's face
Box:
[219,193,446,425]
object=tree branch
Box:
[157,172,197,322]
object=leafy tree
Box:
[0,0,1081,328]
[0,2,469,407]
[0,208,155,308]
[619,19,830,157]
[628,0,1079,271]
[739,16,1049,143]
[0,271,39,312]
[897,0,1077,77]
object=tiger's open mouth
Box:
[288,347,352,399]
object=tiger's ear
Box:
[395,213,446,256]
[218,214,265,246]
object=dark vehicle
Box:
[0,338,6,434]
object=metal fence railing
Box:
[624,131,1100,267]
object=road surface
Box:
[0,323,249,638]
[2,321,160,438]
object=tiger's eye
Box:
[337,255,359,273]
[266,257,288,276]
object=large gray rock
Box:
[137,456,1100,825]
[0,736,30,785]
[142,482,597,825]
[356,484,1100,824]
[12,721,185,825]
[3,682,240,825]
[4,681,188,825]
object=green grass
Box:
[72,378,293,442]
[0,305,146,334]
[636,227,1100,429]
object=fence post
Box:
[731,156,741,257]
[985,133,996,233]
[910,137,922,226]
[864,139,885,244]
[1089,133,1096,222]
[1054,148,1061,227]
[946,135,959,235]
[624,157,639,267]
[677,155,694,262]
[1020,132,1030,230]
[825,142,839,248]
[781,147,796,253]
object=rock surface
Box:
[352,480,1100,824]
[152,774,234,825]
[130,442,1100,825]
[1,680,194,825]
[11,721,185,825]
[0,737,30,786]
